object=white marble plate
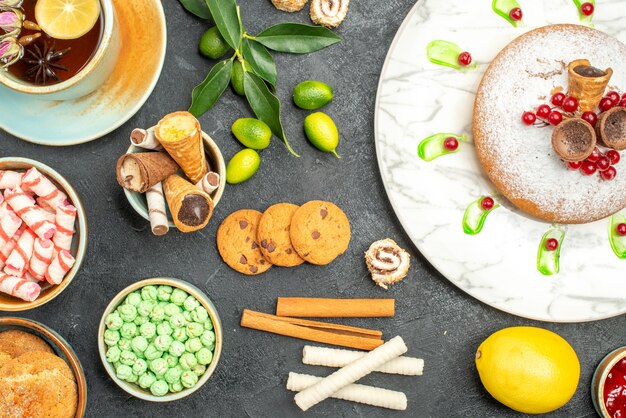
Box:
[375,0,626,322]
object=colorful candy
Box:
[53,204,76,251]
[45,250,75,285]
[29,238,54,280]
[21,167,68,209]
[4,187,56,240]
[0,273,41,302]
[3,228,36,277]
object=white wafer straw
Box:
[287,372,407,410]
[294,336,407,411]
[130,127,163,150]
[303,345,423,376]
[146,182,169,236]
[195,172,220,194]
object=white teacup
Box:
[0,0,120,101]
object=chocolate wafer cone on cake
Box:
[163,174,214,232]
[116,152,179,192]
[155,111,208,184]
[568,59,613,112]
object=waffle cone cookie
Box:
[163,175,214,233]
[567,59,613,112]
[155,111,208,184]
[116,152,179,193]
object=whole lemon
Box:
[293,80,334,110]
[303,112,340,158]
[475,326,580,414]
[226,149,261,184]
[231,60,245,96]
[198,27,231,59]
[231,118,271,150]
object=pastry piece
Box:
[551,118,596,161]
[0,351,10,368]
[0,274,41,302]
[0,208,22,249]
[0,225,24,270]
[45,250,75,285]
[195,172,220,195]
[146,182,169,236]
[130,127,163,150]
[217,209,272,275]
[290,200,350,265]
[597,107,626,150]
[163,175,214,233]
[272,0,308,12]
[310,0,349,28]
[53,204,76,252]
[29,238,54,281]
[3,228,36,278]
[568,59,613,112]
[4,187,56,240]
[365,239,410,290]
[0,330,53,358]
[257,203,305,267]
[0,351,77,418]
[21,168,69,210]
[116,152,179,193]
[0,171,23,190]
[155,111,208,184]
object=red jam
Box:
[604,358,626,417]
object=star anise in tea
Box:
[22,41,71,85]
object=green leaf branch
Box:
[179,0,341,157]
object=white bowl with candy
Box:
[0,157,87,311]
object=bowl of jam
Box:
[592,347,626,417]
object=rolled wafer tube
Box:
[294,336,408,411]
[163,175,214,233]
[116,152,179,193]
[4,187,56,240]
[45,250,75,285]
[146,182,169,236]
[0,273,41,302]
[20,167,69,209]
[3,228,36,277]
[36,197,54,211]
[287,373,407,411]
[0,195,5,219]
[24,271,41,283]
[29,238,54,280]
[195,172,220,195]
[155,111,208,184]
[40,208,56,224]
[53,204,76,251]
[0,225,24,269]
[0,170,23,189]
[0,208,23,249]
[130,127,163,150]
[567,60,613,112]
[302,346,423,375]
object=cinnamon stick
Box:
[276,298,395,318]
[240,309,384,351]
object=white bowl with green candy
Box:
[98,278,222,402]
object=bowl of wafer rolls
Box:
[0,157,87,311]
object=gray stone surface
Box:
[0,0,624,417]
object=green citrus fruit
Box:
[231,60,245,96]
[226,149,261,184]
[198,27,231,59]
[232,118,271,150]
[303,112,340,158]
[293,80,334,110]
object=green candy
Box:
[164,366,182,384]
[182,311,193,322]
[157,285,173,302]
[203,319,213,331]
[118,304,137,322]
[186,322,204,338]
[196,348,213,365]
[141,285,158,301]
[200,330,215,347]
[125,292,142,307]
[144,344,164,361]
[181,370,198,388]
[104,329,120,346]
[169,381,184,393]
[169,313,186,329]
[120,350,137,366]
[172,328,188,342]
[118,338,132,352]
[156,322,173,336]
[150,358,168,377]
[164,303,181,317]
[134,316,149,326]
[158,301,168,308]
[140,322,157,339]
[185,338,202,353]
[120,323,138,339]
[192,364,207,377]
[183,296,200,311]
[150,305,166,322]
[179,353,197,370]
[104,313,123,330]
[169,341,186,357]
[170,289,188,306]
[137,300,154,317]
[131,336,148,353]
[133,358,148,375]
[106,346,121,363]
[150,380,169,397]
[116,364,133,381]
[126,373,139,383]
[191,307,208,323]
[138,372,156,389]
[163,354,178,368]
[154,335,173,351]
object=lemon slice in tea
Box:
[35,0,100,40]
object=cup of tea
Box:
[0,0,120,100]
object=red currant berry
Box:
[545,238,559,251]
[509,7,523,21]
[587,147,601,163]
[536,104,551,119]
[521,111,536,125]
[581,111,598,127]
[596,156,611,171]
[607,91,621,103]
[443,137,459,151]
[620,98,626,108]
[581,2,594,16]
[567,161,583,170]
[600,97,615,112]
[622,93,626,100]
[581,160,597,175]
[458,52,472,67]
[616,223,626,236]
[551,92,566,107]
[607,150,621,165]
[561,96,579,113]
[548,111,563,125]
[601,166,617,181]
[481,197,495,211]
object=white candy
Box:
[4,187,56,240]
[29,238,54,281]
[53,204,76,251]
[0,208,23,249]
[0,273,41,302]
[20,167,68,209]
[3,228,35,278]
[0,170,23,189]
[45,250,75,285]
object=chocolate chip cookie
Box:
[290,200,351,265]
[217,210,273,275]
[257,203,305,267]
